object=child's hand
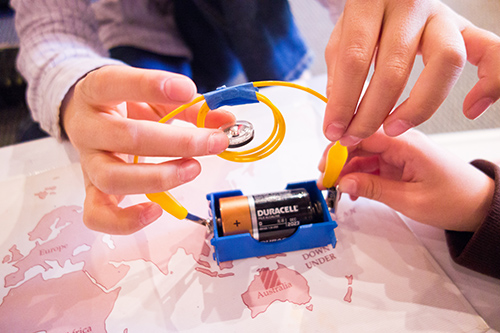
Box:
[62,66,234,234]
[319,130,495,232]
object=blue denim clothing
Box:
[109,46,193,77]
[111,0,312,93]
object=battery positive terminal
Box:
[208,180,338,263]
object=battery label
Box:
[219,188,321,242]
[257,205,299,216]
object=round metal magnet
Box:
[220,120,254,148]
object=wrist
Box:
[466,160,499,232]
[59,85,76,141]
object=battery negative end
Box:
[185,213,213,232]
[326,186,340,213]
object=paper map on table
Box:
[0,88,490,332]
[0,161,489,332]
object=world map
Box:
[0,152,489,332]
[0,197,350,332]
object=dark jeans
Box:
[109,0,310,93]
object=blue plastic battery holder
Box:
[207,180,338,264]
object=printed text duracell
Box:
[257,205,299,217]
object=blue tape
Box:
[203,82,259,110]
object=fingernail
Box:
[208,131,228,154]
[340,135,362,146]
[140,203,163,227]
[325,122,346,141]
[384,119,413,137]
[177,159,200,182]
[466,98,493,120]
[164,77,196,102]
[339,178,357,196]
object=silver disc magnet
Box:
[220,120,254,148]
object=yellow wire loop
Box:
[133,80,347,219]
[196,91,285,162]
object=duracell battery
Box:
[218,188,323,242]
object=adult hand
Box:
[461,24,500,119]
[323,0,500,146]
[62,65,235,235]
[318,130,495,232]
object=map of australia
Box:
[242,264,311,318]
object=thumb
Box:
[338,174,405,207]
[461,26,500,119]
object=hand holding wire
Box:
[134,81,348,223]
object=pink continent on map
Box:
[4,245,24,264]
[3,206,129,290]
[34,191,49,199]
[218,260,234,270]
[9,245,24,262]
[0,271,119,332]
[241,263,311,318]
[1,204,226,331]
[4,205,210,290]
[258,253,287,260]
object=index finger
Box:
[79,65,197,107]
[383,13,466,136]
[79,115,229,157]
[323,1,384,142]
[83,182,163,235]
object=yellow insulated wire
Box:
[134,81,347,220]
[253,80,328,104]
[197,91,285,162]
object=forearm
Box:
[11,0,125,139]
[446,160,500,279]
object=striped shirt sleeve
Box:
[11,0,125,139]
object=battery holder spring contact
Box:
[326,186,340,214]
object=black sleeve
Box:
[445,159,500,279]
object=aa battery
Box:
[218,188,323,242]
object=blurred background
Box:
[1,0,499,147]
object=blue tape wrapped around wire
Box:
[203,82,259,110]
